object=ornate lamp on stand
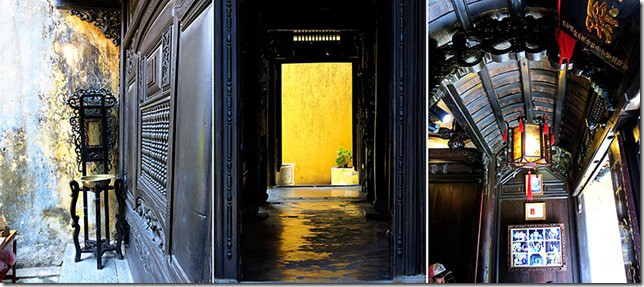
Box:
[502,114,554,201]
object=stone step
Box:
[15,266,61,278]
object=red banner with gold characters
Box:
[559,0,640,73]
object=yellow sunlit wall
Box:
[281,63,353,185]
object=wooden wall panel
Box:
[429,182,480,282]
[120,0,213,283]
[497,198,576,283]
[170,3,213,283]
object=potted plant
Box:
[331,147,358,185]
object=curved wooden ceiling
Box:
[428,0,637,186]
[442,56,592,158]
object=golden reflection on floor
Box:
[242,187,389,282]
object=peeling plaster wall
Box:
[281,63,353,185]
[0,0,119,267]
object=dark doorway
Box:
[214,0,426,281]
[236,0,390,282]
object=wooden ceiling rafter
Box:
[553,67,569,145]
[450,0,473,30]
[440,83,495,158]
[518,58,534,123]
[479,66,507,139]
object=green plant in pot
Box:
[335,147,352,168]
[332,147,357,185]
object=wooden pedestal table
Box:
[69,177,126,270]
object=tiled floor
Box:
[4,243,132,284]
[242,186,390,283]
[57,243,133,283]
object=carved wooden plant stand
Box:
[69,178,126,270]
[67,88,125,269]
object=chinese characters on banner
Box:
[559,0,640,73]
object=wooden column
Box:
[476,155,497,282]
[214,0,241,281]
[373,0,391,213]
[390,0,426,277]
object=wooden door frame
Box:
[214,0,426,281]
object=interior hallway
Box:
[241,187,389,282]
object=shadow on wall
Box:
[0,0,119,268]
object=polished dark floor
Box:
[241,187,390,283]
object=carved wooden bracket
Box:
[70,8,121,46]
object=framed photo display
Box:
[508,223,566,271]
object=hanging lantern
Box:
[505,115,552,201]
[507,115,551,169]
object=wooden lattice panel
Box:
[140,100,170,196]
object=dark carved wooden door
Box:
[119,0,213,283]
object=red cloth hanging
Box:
[556,29,577,66]
[551,134,555,146]
[543,122,549,135]
[527,170,533,202]
[518,118,524,133]
[503,128,507,142]
[556,0,577,66]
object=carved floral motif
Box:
[70,9,121,46]
[135,197,166,250]
[162,27,172,87]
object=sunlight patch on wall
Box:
[582,158,627,283]
[0,0,119,267]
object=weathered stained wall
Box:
[281,63,353,185]
[0,0,119,268]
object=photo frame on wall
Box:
[508,223,566,271]
[526,173,543,195]
[525,202,546,221]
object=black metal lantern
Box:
[504,115,553,200]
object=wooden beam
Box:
[441,83,494,158]
[573,65,639,194]
[450,0,473,30]
[553,68,568,145]
[519,58,534,122]
[572,81,595,162]
[429,148,482,164]
[507,0,525,18]
[55,0,120,10]
[479,66,506,138]
[573,90,633,196]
